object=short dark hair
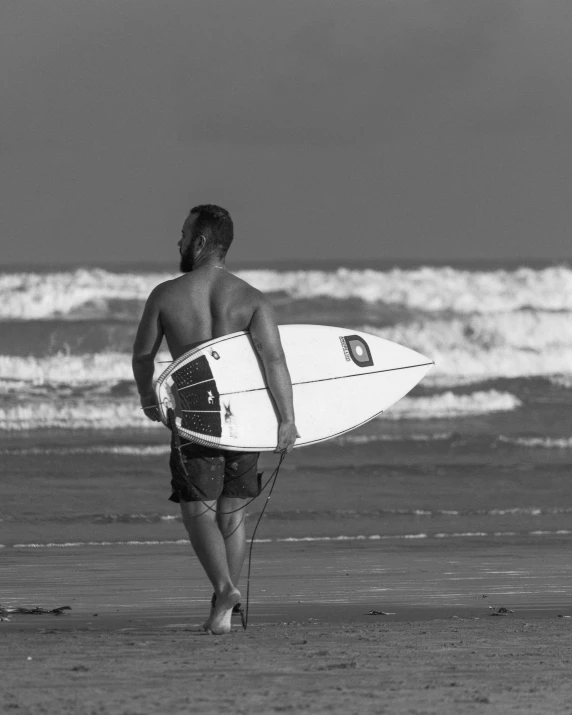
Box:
[189,204,234,257]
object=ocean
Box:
[1,260,572,609]
[2,260,572,432]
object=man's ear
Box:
[194,234,207,257]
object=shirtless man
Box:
[132,204,299,634]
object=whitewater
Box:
[0,263,570,431]
[2,265,572,320]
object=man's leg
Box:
[217,496,248,587]
[180,500,240,634]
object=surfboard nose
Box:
[407,346,434,370]
[403,347,435,383]
[357,331,434,375]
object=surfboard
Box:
[155,325,433,451]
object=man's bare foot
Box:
[203,593,242,630]
[202,605,216,632]
[208,588,241,635]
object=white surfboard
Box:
[155,325,433,451]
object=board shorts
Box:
[169,438,262,503]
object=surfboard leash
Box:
[166,407,287,629]
[243,450,286,629]
[204,452,286,630]
[197,452,287,629]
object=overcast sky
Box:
[2,0,571,265]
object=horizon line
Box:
[1,256,571,271]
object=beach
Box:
[2,262,572,712]
[3,431,572,714]
[4,617,572,715]
[3,537,572,714]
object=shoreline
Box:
[3,540,572,619]
[3,601,572,634]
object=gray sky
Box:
[2,0,571,264]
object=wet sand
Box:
[3,540,572,714]
[3,430,572,712]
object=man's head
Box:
[179,204,234,272]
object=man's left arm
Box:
[132,286,164,422]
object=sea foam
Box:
[240,265,572,313]
[3,265,572,320]
[0,269,171,321]
[498,436,572,449]
[362,311,572,378]
[3,305,572,386]
[382,390,521,419]
[0,352,170,386]
[7,529,572,549]
[0,390,520,430]
[0,400,158,431]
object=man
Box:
[132,204,299,635]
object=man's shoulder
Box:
[146,276,182,303]
[225,272,266,303]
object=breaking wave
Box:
[382,390,521,419]
[0,400,158,431]
[0,390,520,431]
[3,504,571,521]
[3,265,572,320]
[1,312,571,386]
[0,445,171,456]
[2,266,571,382]
[240,266,572,313]
[498,436,572,449]
[0,352,170,386]
[7,529,572,549]
[0,266,563,432]
[363,310,572,378]
[549,375,572,389]
[7,431,569,452]
[0,269,171,321]
[10,430,572,453]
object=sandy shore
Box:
[2,539,572,713]
[3,431,572,713]
[2,614,572,714]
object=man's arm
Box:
[249,297,299,453]
[132,286,165,422]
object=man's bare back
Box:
[155,267,263,360]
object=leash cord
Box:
[243,451,285,629]
[166,407,287,628]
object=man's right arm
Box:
[132,285,165,422]
[248,297,299,453]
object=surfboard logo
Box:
[340,335,374,368]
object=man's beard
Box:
[179,248,194,273]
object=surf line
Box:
[8,529,572,549]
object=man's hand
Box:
[140,391,161,422]
[275,421,300,454]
